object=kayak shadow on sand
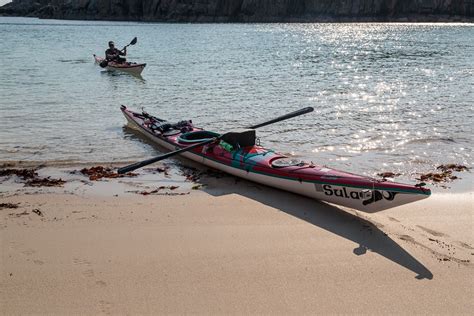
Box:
[122,125,433,280]
[196,172,434,280]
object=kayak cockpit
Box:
[271,157,306,168]
[178,131,220,143]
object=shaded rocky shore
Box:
[1,0,473,22]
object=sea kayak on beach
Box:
[93,54,146,75]
[121,106,430,212]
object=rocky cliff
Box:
[1,0,473,22]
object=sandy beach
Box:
[1,164,473,314]
[1,15,473,315]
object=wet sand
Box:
[1,165,473,314]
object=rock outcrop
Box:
[1,0,473,22]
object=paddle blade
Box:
[247,107,314,129]
[130,37,137,45]
[99,60,108,68]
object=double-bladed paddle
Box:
[99,37,138,68]
[117,107,314,174]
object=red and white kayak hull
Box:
[93,54,146,75]
[121,106,431,212]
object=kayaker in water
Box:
[105,41,126,63]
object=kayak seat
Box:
[178,131,220,144]
[220,130,256,148]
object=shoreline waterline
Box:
[1,158,472,195]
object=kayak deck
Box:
[121,106,431,212]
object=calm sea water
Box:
[0,17,472,183]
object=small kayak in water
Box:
[93,54,146,75]
[121,106,430,212]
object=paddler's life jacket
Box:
[105,47,126,62]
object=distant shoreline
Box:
[2,0,473,23]
[1,13,473,23]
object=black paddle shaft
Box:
[247,107,314,129]
[118,138,216,174]
[117,106,314,174]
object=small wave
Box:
[406,137,456,145]
[408,157,434,165]
[0,145,47,154]
[57,59,89,64]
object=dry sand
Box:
[1,165,473,314]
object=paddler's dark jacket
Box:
[105,47,126,61]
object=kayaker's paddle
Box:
[123,37,137,51]
[99,37,137,68]
[117,106,314,174]
[99,60,109,68]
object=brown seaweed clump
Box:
[377,172,401,179]
[0,168,38,180]
[180,167,226,183]
[418,164,469,183]
[80,166,137,181]
[1,168,65,187]
[139,185,180,195]
[144,166,170,176]
[25,177,66,187]
[418,172,455,182]
[0,203,19,210]
[437,164,469,172]
[180,167,201,182]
